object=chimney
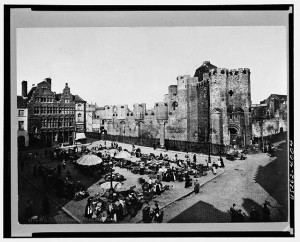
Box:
[65,83,68,87]
[203,61,210,65]
[45,77,51,86]
[22,80,27,97]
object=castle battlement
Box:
[209,68,229,75]
[228,68,250,75]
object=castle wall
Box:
[98,62,253,147]
[117,104,128,120]
[197,79,209,143]
[187,77,199,142]
[209,68,228,145]
[227,68,252,145]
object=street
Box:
[18,140,288,224]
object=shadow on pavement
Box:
[168,200,230,223]
[253,141,288,221]
[18,147,103,224]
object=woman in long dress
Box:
[84,198,93,218]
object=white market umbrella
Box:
[108,149,119,156]
[159,167,168,172]
[99,181,122,190]
[76,154,102,166]
[114,150,131,159]
[125,157,141,163]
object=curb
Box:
[19,174,82,224]
[136,169,226,223]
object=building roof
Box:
[37,80,50,86]
[194,61,218,80]
[27,86,37,98]
[269,94,287,100]
[17,96,28,108]
[260,94,287,104]
[73,95,86,103]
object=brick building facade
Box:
[19,79,86,146]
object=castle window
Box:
[164,103,168,106]
[156,104,158,107]
[121,106,124,108]
[131,113,133,116]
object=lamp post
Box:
[207,80,211,162]
[109,160,113,191]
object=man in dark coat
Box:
[236,209,244,222]
[230,204,238,222]
[262,203,271,222]
[194,180,200,194]
[220,156,225,168]
[142,203,153,223]
[249,206,260,222]
[153,203,160,222]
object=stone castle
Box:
[92,61,252,147]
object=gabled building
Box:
[20,78,86,146]
[17,93,29,148]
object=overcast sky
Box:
[17,26,287,109]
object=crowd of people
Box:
[83,188,163,223]
[229,202,272,222]
[19,139,236,224]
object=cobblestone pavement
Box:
[164,141,288,223]
[18,140,288,224]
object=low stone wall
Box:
[85,132,226,155]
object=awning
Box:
[75,132,86,141]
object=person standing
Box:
[230,204,238,222]
[142,203,152,223]
[236,209,245,222]
[262,203,271,222]
[249,206,260,222]
[212,165,217,175]
[193,154,197,163]
[84,198,93,218]
[194,179,200,194]
[153,202,160,223]
[220,156,225,168]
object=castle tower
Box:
[227,68,251,146]
[154,102,168,148]
[209,68,228,145]
[187,76,199,142]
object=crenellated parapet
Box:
[154,102,168,120]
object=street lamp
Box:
[109,160,113,191]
